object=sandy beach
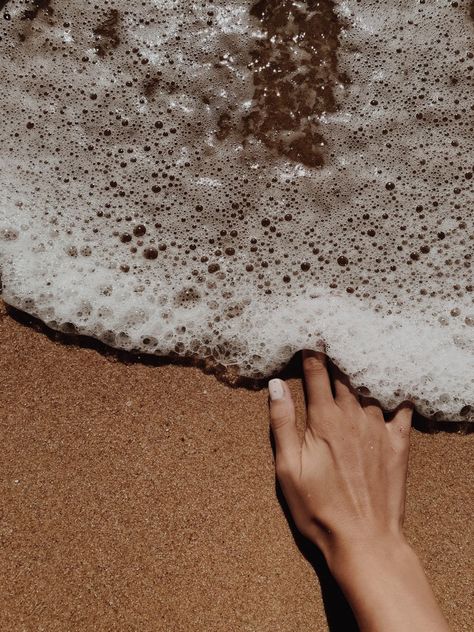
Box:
[0,300,472,631]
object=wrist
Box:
[324,534,450,632]
[325,531,413,584]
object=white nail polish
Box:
[269,379,285,401]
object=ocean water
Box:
[0,0,472,420]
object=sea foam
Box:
[0,0,473,420]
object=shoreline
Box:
[0,300,472,631]
[4,302,473,433]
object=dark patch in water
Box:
[245,0,344,168]
[216,112,233,140]
[93,8,120,57]
[143,75,162,97]
[174,287,201,308]
[21,0,53,21]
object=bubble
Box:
[0,0,472,421]
[133,225,146,237]
[143,248,158,260]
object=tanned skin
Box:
[268,350,450,632]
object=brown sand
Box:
[0,300,472,632]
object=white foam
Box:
[0,0,473,420]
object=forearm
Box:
[328,536,450,632]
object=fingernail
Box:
[269,379,285,401]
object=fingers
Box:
[302,350,334,409]
[387,402,414,445]
[360,396,385,421]
[330,362,359,407]
[329,361,384,422]
[268,379,300,471]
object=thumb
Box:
[269,379,300,475]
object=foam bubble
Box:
[0,0,473,420]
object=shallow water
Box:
[0,0,473,420]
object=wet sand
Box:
[0,300,472,631]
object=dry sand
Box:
[0,300,472,631]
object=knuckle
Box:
[308,401,336,421]
[270,410,291,430]
[304,359,326,376]
[389,442,409,463]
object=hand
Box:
[268,351,450,632]
[268,350,412,568]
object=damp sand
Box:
[0,300,472,631]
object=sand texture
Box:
[0,301,472,631]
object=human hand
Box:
[268,350,413,570]
[268,351,451,632]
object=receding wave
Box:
[0,0,473,420]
